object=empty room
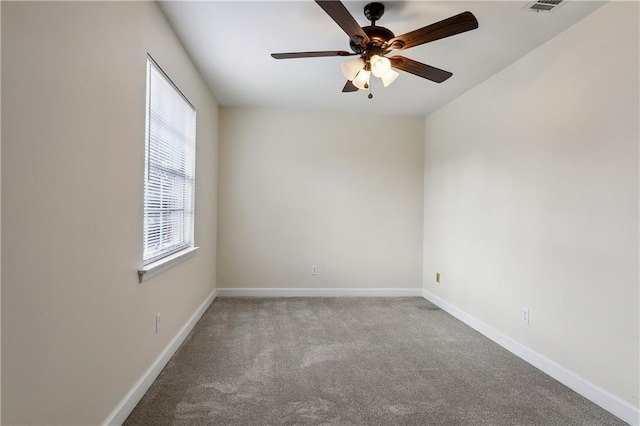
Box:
[1,0,638,425]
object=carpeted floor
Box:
[125,297,625,425]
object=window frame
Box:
[139,55,198,282]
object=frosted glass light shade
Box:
[352,69,371,90]
[341,58,365,81]
[381,69,399,87]
[370,55,391,78]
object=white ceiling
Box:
[159,1,605,117]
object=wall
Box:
[1,2,218,424]
[422,0,638,416]
[0,3,3,420]
[218,108,424,292]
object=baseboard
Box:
[217,287,422,298]
[422,289,639,426]
[103,289,218,425]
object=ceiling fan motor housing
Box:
[350,25,395,53]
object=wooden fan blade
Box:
[271,51,356,59]
[342,80,358,92]
[315,1,370,47]
[388,11,478,51]
[390,56,452,83]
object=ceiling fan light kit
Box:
[352,69,371,90]
[341,57,365,81]
[271,1,479,99]
[370,55,391,78]
[380,69,399,88]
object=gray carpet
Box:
[125,298,624,425]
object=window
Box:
[142,56,196,268]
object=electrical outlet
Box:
[155,313,161,333]
[522,308,529,324]
[311,265,319,275]
[436,272,440,283]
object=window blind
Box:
[143,56,196,265]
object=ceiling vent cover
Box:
[524,0,565,13]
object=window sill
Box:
[138,246,199,283]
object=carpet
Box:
[124,297,624,425]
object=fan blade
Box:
[342,80,358,92]
[271,51,356,59]
[388,11,478,51]
[390,56,452,83]
[315,1,370,47]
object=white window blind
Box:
[143,56,196,265]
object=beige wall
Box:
[218,108,424,290]
[0,3,3,421]
[422,1,638,411]
[1,2,218,424]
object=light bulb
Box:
[352,69,371,90]
[381,69,399,87]
[341,58,365,81]
[370,55,391,78]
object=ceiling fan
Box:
[271,1,479,98]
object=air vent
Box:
[524,0,565,13]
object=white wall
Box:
[1,2,218,424]
[422,0,638,415]
[218,108,424,291]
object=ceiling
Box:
[159,1,605,117]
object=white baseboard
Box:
[422,289,639,426]
[217,287,422,298]
[103,289,218,425]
